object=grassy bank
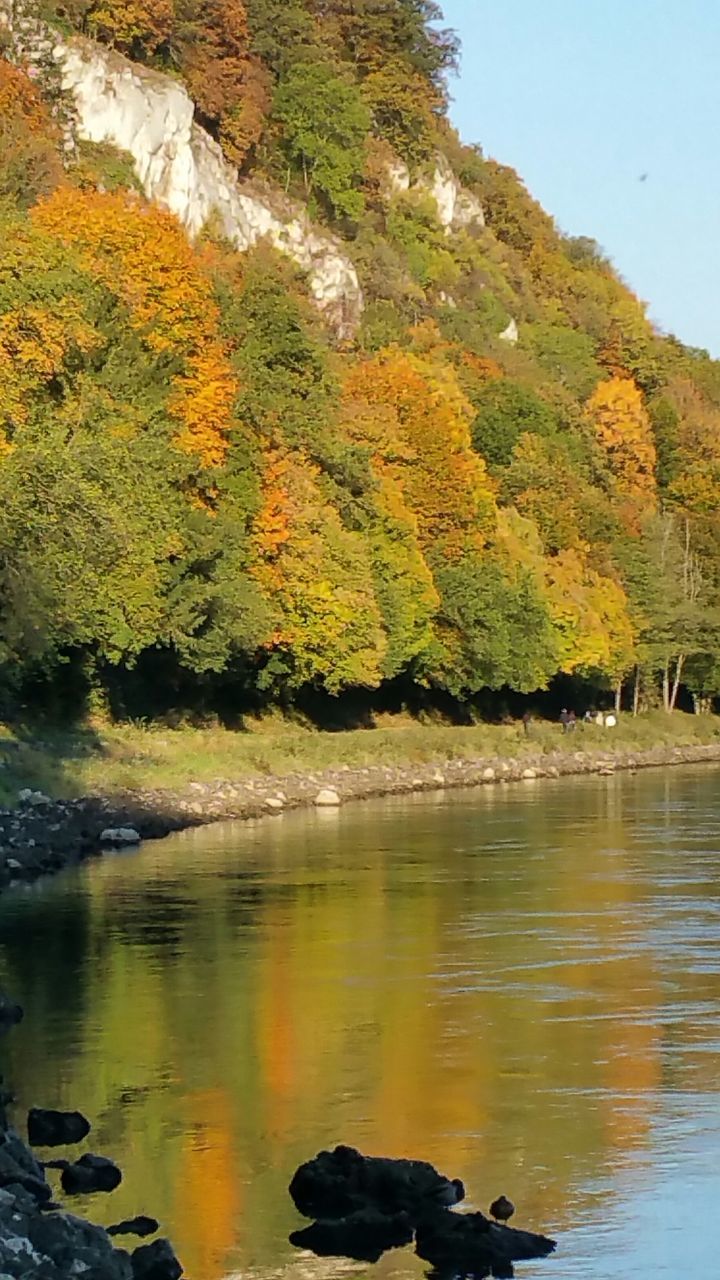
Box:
[1,711,719,805]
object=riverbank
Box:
[0,712,718,893]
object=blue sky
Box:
[440,0,720,355]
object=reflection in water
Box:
[0,766,719,1279]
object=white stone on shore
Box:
[482,767,496,781]
[315,788,341,807]
[521,767,537,779]
[100,827,141,845]
[17,789,51,806]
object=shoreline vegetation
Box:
[0,711,718,894]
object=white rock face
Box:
[499,317,519,345]
[53,38,363,338]
[385,158,411,196]
[424,154,485,232]
[383,152,484,235]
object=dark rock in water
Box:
[289,1144,465,1222]
[108,1216,159,1238]
[61,1153,122,1194]
[290,1208,414,1263]
[43,1158,72,1171]
[28,1107,91,1147]
[131,1236,184,1279]
[415,1208,556,1278]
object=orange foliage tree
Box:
[178,0,270,167]
[32,188,235,470]
[0,60,62,206]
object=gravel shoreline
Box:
[1,741,719,894]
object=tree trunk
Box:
[614,679,622,714]
[632,666,641,717]
[669,653,685,713]
[662,662,670,712]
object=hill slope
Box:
[0,0,719,719]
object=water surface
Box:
[1,766,719,1280]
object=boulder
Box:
[314,789,341,807]
[17,789,51,806]
[290,1208,413,1263]
[60,1153,122,1195]
[26,1209,134,1278]
[289,1145,464,1223]
[415,1208,556,1277]
[28,1108,91,1147]
[100,828,141,846]
[0,1130,50,1202]
[131,1237,183,1279]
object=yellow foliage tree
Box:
[586,376,657,517]
[87,0,174,55]
[343,349,497,563]
[251,447,386,690]
[544,547,636,679]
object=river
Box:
[1,765,719,1280]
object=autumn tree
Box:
[86,0,174,57]
[32,188,236,471]
[585,375,657,523]
[251,448,386,692]
[174,0,270,167]
[0,60,62,208]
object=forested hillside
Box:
[1,0,719,721]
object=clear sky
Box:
[440,0,720,356]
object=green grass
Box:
[0,710,718,805]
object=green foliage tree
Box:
[468,377,559,469]
[273,57,370,219]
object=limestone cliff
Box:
[0,0,483,339]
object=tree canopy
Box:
[1,1,719,717]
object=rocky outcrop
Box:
[60,1153,122,1195]
[0,1006,183,1278]
[0,0,77,157]
[55,38,364,339]
[383,152,485,233]
[288,1145,556,1275]
[0,1,363,340]
[425,153,485,232]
